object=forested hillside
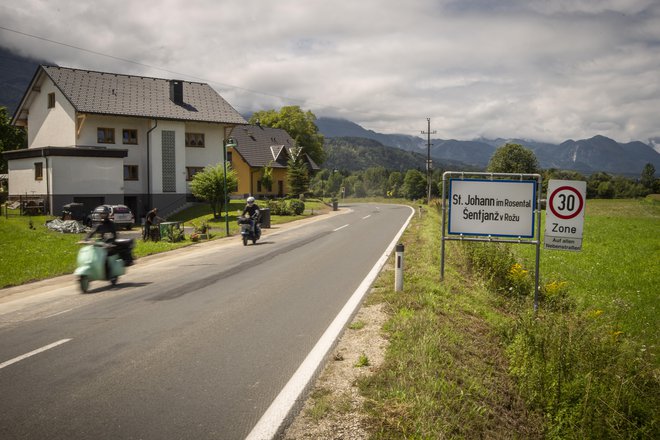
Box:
[324,136,472,172]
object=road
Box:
[0,203,413,440]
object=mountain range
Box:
[316,118,660,176]
[0,46,658,176]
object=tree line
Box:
[309,143,659,200]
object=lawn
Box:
[355,198,658,439]
[517,197,660,346]
[0,198,330,288]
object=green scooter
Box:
[74,239,134,293]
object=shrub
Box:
[287,199,305,215]
[267,200,292,216]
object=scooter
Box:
[74,238,135,293]
[238,214,261,246]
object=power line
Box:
[0,25,304,103]
[0,24,420,134]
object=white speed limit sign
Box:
[544,180,586,251]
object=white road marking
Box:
[333,224,349,232]
[362,215,371,219]
[246,205,415,440]
[43,308,73,319]
[0,339,72,370]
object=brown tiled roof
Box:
[40,66,247,124]
[229,124,320,170]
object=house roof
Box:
[12,66,247,126]
[229,124,320,170]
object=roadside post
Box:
[440,172,543,310]
[395,243,404,292]
[544,180,587,251]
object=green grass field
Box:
[0,199,329,288]
[518,198,660,346]
[354,198,659,438]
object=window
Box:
[185,133,205,147]
[226,151,233,164]
[34,162,43,180]
[124,165,139,181]
[97,128,115,144]
[257,180,262,192]
[122,129,138,144]
[47,93,55,109]
[186,166,204,181]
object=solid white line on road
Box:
[246,205,415,440]
[362,215,371,219]
[0,339,72,370]
[333,224,349,232]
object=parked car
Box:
[88,204,135,230]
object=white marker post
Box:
[394,244,404,292]
[544,180,587,251]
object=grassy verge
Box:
[331,198,656,438]
[358,203,543,438]
[0,198,329,288]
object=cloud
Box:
[1,0,658,143]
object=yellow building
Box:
[227,124,319,198]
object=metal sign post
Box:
[441,172,543,311]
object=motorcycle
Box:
[238,214,261,246]
[74,238,135,293]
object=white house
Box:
[4,65,247,219]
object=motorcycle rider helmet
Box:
[247,196,255,205]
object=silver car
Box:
[89,204,135,230]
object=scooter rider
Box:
[242,196,260,234]
[85,210,118,277]
[86,210,117,243]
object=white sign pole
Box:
[544,180,587,251]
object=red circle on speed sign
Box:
[549,186,584,220]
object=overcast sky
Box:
[1,0,659,143]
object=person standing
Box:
[143,208,161,241]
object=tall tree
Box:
[190,163,238,218]
[640,163,656,189]
[249,106,326,165]
[0,106,27,173]
[287,147,310,196]
[487,143,540,174]
[402,169,427,200]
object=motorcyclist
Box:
[242,196,261,235]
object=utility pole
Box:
[421,118,436,204]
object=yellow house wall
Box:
[229,148,252,196]
[228,147,290,197]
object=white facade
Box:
[6,157,48,196]
[50,156,123,195]
[28,79,77,148]
[5,69,243,218]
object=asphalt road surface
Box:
[0,203,413,440]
